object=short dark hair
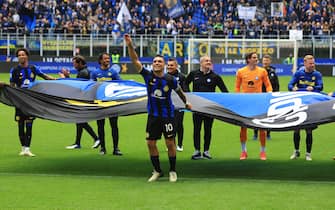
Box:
[16,48,30,57]
[168,57,178,64]
[73,55,86,65]
[153,54,165,63]
[154,54,164,59]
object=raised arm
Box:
[124,34,142,72]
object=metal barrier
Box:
[0,33,334,59]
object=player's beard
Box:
[102,62,110,69]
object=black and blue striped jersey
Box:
[140,67,179,118]
[10,65,45,88]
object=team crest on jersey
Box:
[255,76,259,80]
[248,81,254,87]
[23,79,30,85]
[108,72,112,76]
[207,78,211,83]
[312,76,315,80]
[163,85,169,92]
[154,89,162,97]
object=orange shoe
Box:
[240,151,248,160]
[260,151,267,160]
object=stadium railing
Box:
[0,32,334,59]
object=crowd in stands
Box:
[0,0,334,39]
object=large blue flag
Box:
[191,6,208,27]
[19,4,36,32]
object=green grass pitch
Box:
[1,73,335,209]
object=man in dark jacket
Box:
[167,57,187,152]
[185,55,229,160]
[61,55,100,150]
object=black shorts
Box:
[146,115,175,140]
[15,108,35,122]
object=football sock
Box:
[169,156,176,172]
[150,156,161,173]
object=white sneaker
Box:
[24,148,36,157]
[176,146,183,152]
[203,151,212,159]
[169,171,177,182]
[19,147,25,156]
[66,144,81,149]
[290,151,300,160]
[92,140,100,149]
[306,153,312,161]
[191,151,202,160]
[148,170,163,182]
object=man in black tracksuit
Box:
[167,57,187,152]
[185,55,228,160]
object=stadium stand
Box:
[0,0,334,39]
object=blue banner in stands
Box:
[164,0,185,18]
